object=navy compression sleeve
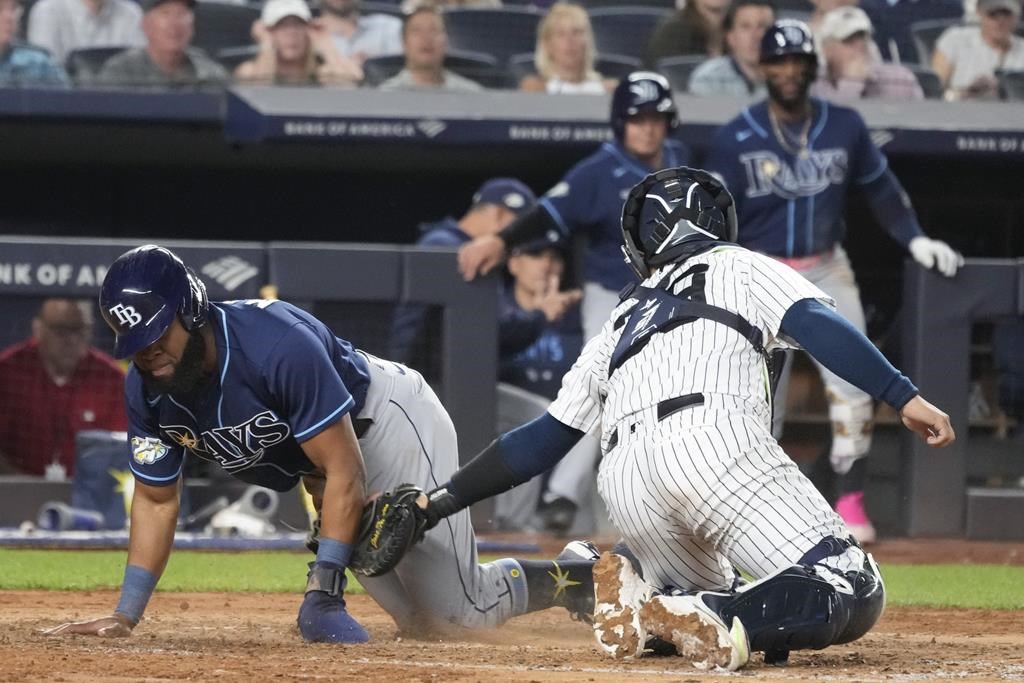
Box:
[860,169,923,248]
[447,412,584,506]
[780,298,918,410]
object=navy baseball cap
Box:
[472,178,536,217]
[511,229,568,256]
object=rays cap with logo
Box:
[471,177,537,217]
[262,0,312,27]
[99,245,209,359]
[510,229,568,257]
[819,7,874,43]
[977,0,1021,16]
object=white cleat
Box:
[640,594,750,671]
[592,552,652,660]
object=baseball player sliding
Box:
[44,245,597,643]
[705,19,963,543]
[404,167,954,669]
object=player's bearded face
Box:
[136,324,208,396]
[763,55,815,110]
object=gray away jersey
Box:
[547,245,834,446]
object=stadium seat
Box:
[507,51,640,84]
[910,18,960,66]
[655,54,706,94]
[443,7,542,66]
[216,44,260,73]
[589,7,670,64]
[999,70,1024,101]
[773,0,814,12]
[907,65,944,99]
[193,3,260,58]
[362,49,507,88]
[65,46,127,84]
[576,0,675,8]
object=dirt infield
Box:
[2,538,1023,683]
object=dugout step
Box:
[966,488,1024,540]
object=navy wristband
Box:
[316,537,353,568]
[114,564,158,624]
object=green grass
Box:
[2,550,1023,609]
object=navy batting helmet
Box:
[760,19,817,64]
[621,167,738,279]
[99,245,209,359]
[610,71,678,141]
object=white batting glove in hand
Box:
[908,237,963,277]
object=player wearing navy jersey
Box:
[458,71,692,343]
[705,20,962,543]
[45,245,597,643]
[406,167,955,669]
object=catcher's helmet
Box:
[610,71,678,142]
[99,245,209,359]
[760,19,817,65]
[621,167,738,279]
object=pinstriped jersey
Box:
[547,245,833,446]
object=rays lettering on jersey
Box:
[740,148,848,200]
[163,411,291,470]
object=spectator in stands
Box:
[379,5,483,91]
[0,0,69,86]
[645,0,729,68]
[859,0,963,63]
[519,2,616,95]
[389,177,537,366]
[27,0,143,65]
[807,0,857,37]
[0,299,126,477]
[813,6,924,101]
[689,0,774,96]
[932,0,1024,100]
[318,0,401,65]
[236,0,361,86]
[97,0,228,88]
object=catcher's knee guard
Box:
[700,565,850,654]
[833,552,885,644]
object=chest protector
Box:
[609,264,787,401]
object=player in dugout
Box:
[44,245,598,643]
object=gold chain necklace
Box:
[768,106,812,159]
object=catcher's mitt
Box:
[348,483,427,577]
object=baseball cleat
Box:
[556,540,600,623]
[640,594,750,671]
[836,491,877,544]
[592,552,652,660]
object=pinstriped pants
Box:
[597,405,848,592]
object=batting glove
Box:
[297,562,369,644]
[908,237,963,277]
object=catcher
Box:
[45,245,597,643]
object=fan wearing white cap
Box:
[932,0,1024,100]
[812,6,922,101]
[236,0,361,85]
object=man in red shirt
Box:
[0,298,127,477]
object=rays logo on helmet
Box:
[504,192,526,209]
[630,80,660,104]
[780,24,805,45]
[131,436,170,465]
[108,303,142,328]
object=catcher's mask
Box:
[620,166,738,279]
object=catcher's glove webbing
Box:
[348,484,428,577]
